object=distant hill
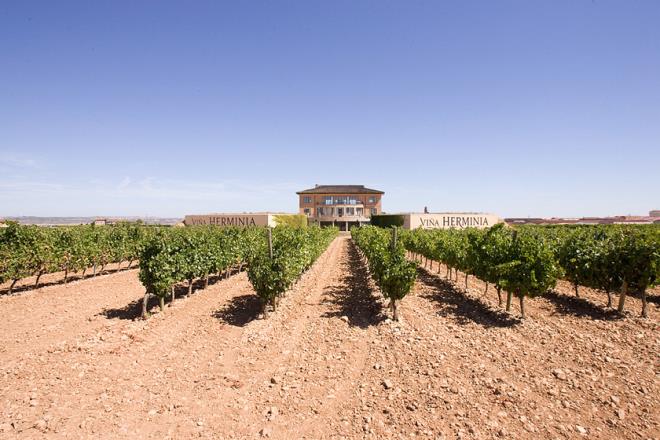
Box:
[1,216,182,226]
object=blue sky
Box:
[1,1,659,218]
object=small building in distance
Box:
[297,185,384,231]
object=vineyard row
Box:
[0,223,145,293]
[402,224,659,318]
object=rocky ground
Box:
[0,236,658,439]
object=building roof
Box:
[296,185,384,195]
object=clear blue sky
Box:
[1,1,659,218]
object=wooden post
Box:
[267,227,274,315]
[268,227,273,259]
[641,289,648,318]
[141,291,150,319]
[35,270,43,288]
[390,227,399,322]
[617,280,627,313]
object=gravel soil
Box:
[0,236,658,439]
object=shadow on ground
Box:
[628,289,660,306]
[101,271,239,320]
[100,295,162,320]
[543,290,622,321]
[416,269,521,328]
[321,240,385,328]
[213,294,263,327]
[0,267,136,297]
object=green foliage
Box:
[370,215,405,228]
[273,214,308,228]
[402,224,559,318]
[137,224,336,315]
[610,226,659,292]
[402,223,659,317]
[352,226,417,319]
[247,226,337,309]
[500,229,560,298]
[138,226,262,298]
[0,223,147,291]
[478,224,516,288]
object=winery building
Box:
[297,185,384,231]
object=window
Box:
[368,196,376,203]
[356,207,363,216]
[346,207,354,216]
[324,196,333,205]
[370,208,377,216]
[303,196,312,204]
[303,208,311,216]
[317,207,324,216]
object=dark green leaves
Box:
[246,226,337,306]
[353,226,417,304]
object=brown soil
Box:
[0,237,658,439]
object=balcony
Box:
[315,214,371,222]
[317,199,366,206]
[316,207,371,219]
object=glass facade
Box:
[321,196,362,205]
[317,206,370,217]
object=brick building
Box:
[297,185,384,231]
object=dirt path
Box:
[0,237,377,439]
[0,266,143,361]
[1,237,658,439]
